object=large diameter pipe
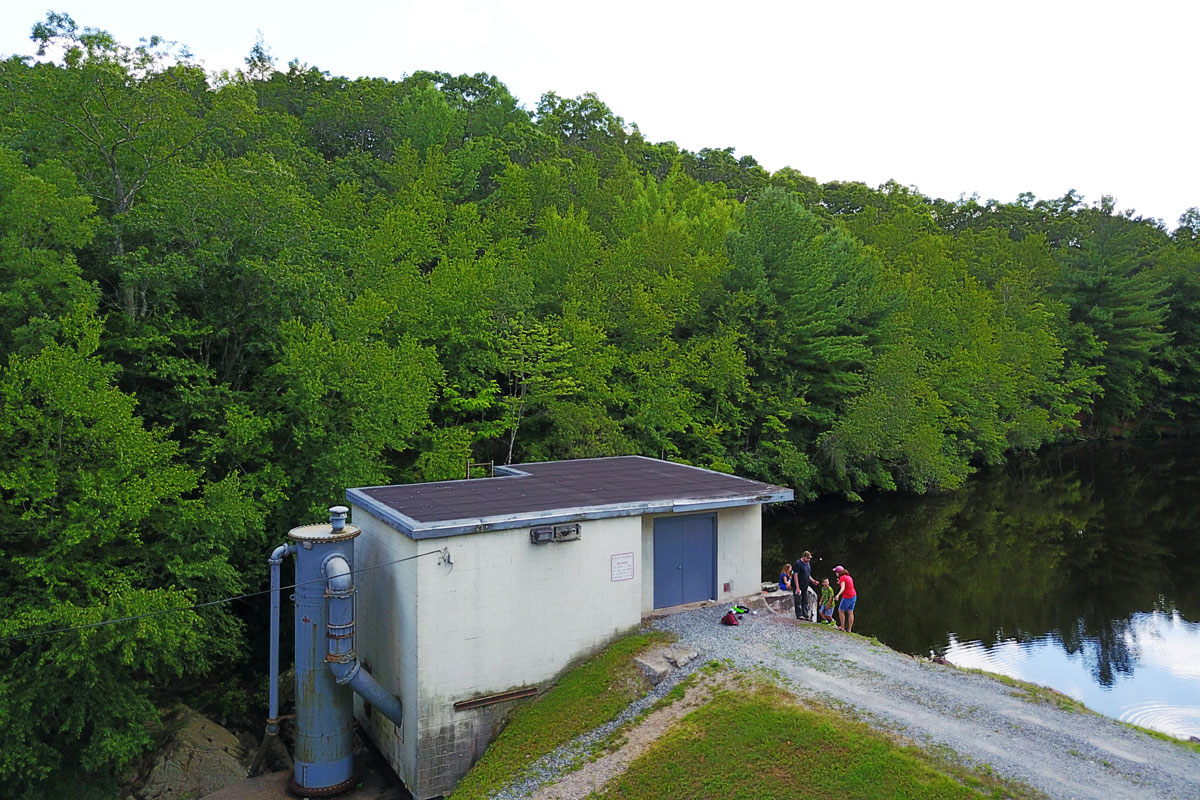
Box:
[289,513,357,795]
[281,506,405,796]
[325,556,404,728]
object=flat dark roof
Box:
[346,456,793,539]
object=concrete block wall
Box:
[413,695,521,797]
[410,516,643,796]
[417,515,643,693]
[715,505,762,601]
[349,507,419,790]
[352,512,646,798]
[351,504,763,798]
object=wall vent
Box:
[530,526,554,544]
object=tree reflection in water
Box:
[764,440,1200,690]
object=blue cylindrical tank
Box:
[288,508,361,795]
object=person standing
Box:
[832,565,857,633]
[817,577,836,624]
[792,551,818,620]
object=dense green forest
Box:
[1,13,1197,797]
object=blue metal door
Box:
[680,514,716,604]
[653,514,716,609]
[652,519,683,609]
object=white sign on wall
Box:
[610,552,634,582]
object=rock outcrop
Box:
[138,707,249,800]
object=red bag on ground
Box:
[720,610,740,626]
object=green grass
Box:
[1116,720,1200,753]
[597,685,1039,800]
[448,630,674,799]
[647,668,697,712]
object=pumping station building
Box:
[274,455,791,798]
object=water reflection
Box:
[763,440,1200,738]
[944,612,1200,739]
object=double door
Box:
[652,513,716,609]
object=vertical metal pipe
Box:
[283,505,403,795]
[250,542,295,777]
[325,555,356,665]
[268,543,294,730]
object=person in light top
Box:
[832,565,857,633]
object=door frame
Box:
[651,512,717,609]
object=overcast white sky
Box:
[3,1,1196,227]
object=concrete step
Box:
[634,653,671,685]
[662,646,698,668]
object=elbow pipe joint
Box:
[325,554,353,592]
[328,657,361,685]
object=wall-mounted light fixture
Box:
[530,524,581,544]
[553,523,581,542]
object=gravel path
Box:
[527,674,733,800]
[495,602,1200,800]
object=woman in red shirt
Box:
[832,565,857,633]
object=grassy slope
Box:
[449,630,674,800]
[599,685,1021,800]
[451,625,1052,800]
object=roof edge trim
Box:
[345,487,418,535]
[346,487,793,540]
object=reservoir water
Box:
[762,439,1200,740]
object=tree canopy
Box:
[0,13,1194,796]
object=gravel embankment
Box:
[499,603,1200,800]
